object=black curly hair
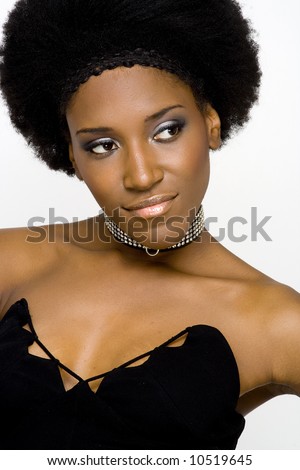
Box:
[0,0,261,176]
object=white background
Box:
[0,0,299,449]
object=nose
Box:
[123,146,164,191]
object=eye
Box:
[153,120,185,142]
[84,138,119,156]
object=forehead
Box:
[66,65,198,122]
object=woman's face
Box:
[66,65,221,249]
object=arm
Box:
[268,285,300,396]
[236,283,300,415]
[237,383,297,416]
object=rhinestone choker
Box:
[104,205,204,256]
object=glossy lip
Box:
[124,194,178,211]
[123,194,178,219]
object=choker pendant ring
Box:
[145,247,160,257]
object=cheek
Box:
[74,157,120,206]
[179,118,210,164]
[86,175,118,205]
[191,145,209,171]
[179,136,210,182]
[178,132,211,205]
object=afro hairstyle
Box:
[0,0,261,176]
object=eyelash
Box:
[83,139,119,156]
[82,119,186,157]
[153,120,185,142]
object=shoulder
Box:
[0,224,67,313]
[214,264,299,385]
[256,281,300,394]
[0,217,104,313]
[228,279,300,409]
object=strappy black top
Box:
[0,299,245,450]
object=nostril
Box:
[123,160,164,190]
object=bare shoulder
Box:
[256,280,300,395]
[206,243,300,398]
[230,278,300,414]
[0,224,66,314]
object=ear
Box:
[68,143,84,181]
[204,104,221,150]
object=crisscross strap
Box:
[25,312,189,384]
[86,328,189,383]
[26,314,83,382]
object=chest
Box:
[6,253,270,395]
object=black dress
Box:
[0,299,245,449]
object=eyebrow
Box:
[76,104,185,136]
[76,126,114,136]
[144,104,185,123]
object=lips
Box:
[124,194,178,218]
[125,194,177,210]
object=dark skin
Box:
[0,66,299,414]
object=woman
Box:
[0,0,299,450]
